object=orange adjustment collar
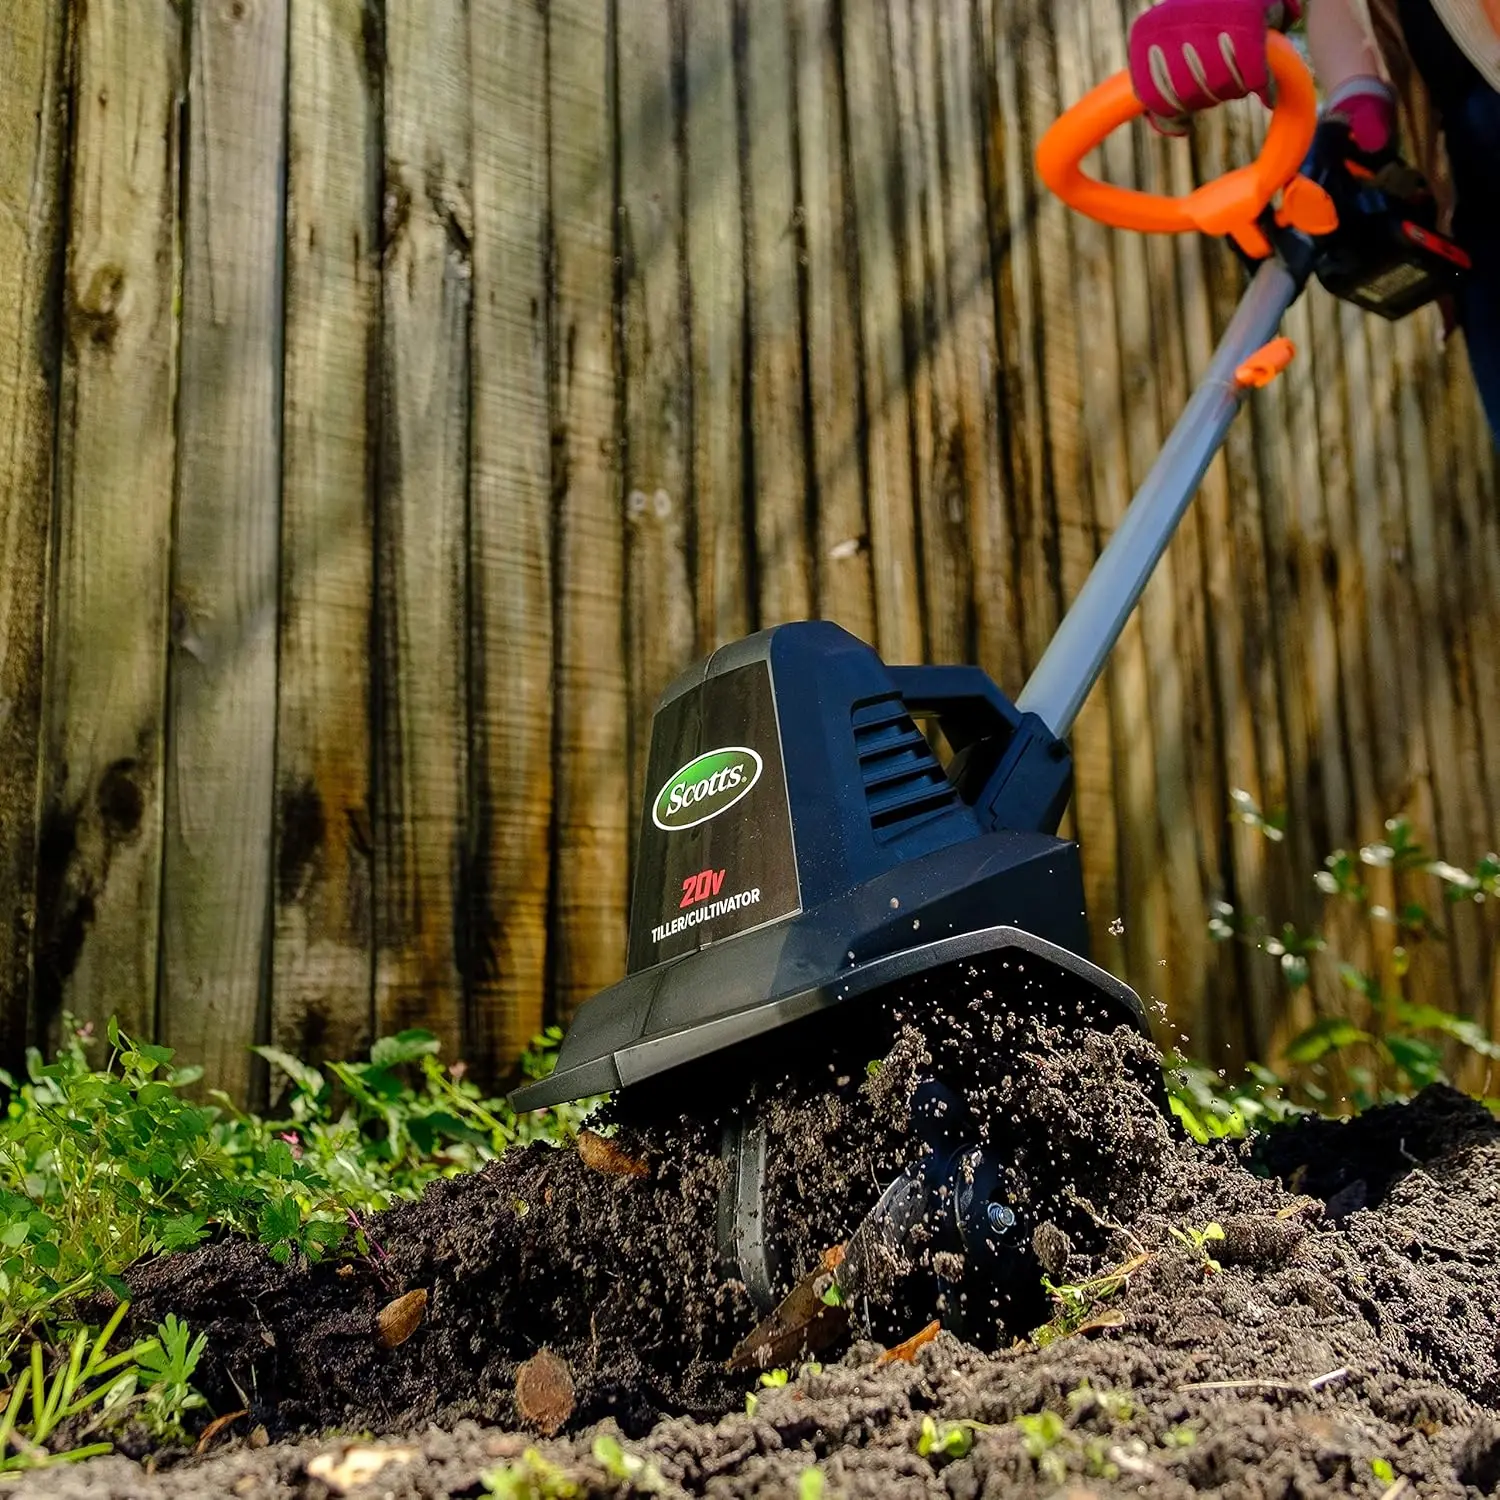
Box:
[1234,336,1296,389]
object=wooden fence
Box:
[1,0,1496,1108]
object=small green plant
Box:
[1163,1051,1311,1143]
[591,1432,667,1492]
[0,1016,591,1373]
[1066,1379,1135,1423]
[482,1448,581,1500]
[1211,794,1500,1109]
[0,1303,208,1473]
[134,1313,208,1442]
[916,1414,988,1460]
[1168,1220,1226,1273]
[1014,1409,1067,1484]
[1162,1423,1198,1448]
[798,1467,826,1500]
[1031,1254,1144,1347]
[1372,1456,1397,1485]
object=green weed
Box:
[0,1015,591,1468]
[1208,794,1500,1111]
[1167,1220,1226,1273]
[916,1414,991,1461]
[798,1468,826,1500]
[481,1448,582,1499]
[0,1302,207,1473]
[1014,1409,1067,1483]
[591,1432,667,1492]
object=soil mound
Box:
[35,969,1500,1496]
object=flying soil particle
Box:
[87,960,1500,1500]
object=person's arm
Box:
[1304,0,1385,83]
[1304,0,1400,151]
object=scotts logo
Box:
[652,746,763,832]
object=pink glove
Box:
[1323,75,1398,156]
[1128,0,1303,136]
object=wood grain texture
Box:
[843,0,923,664]
[273,0,377,1071]
[1303,286,1383,1020]
[161,0,287,1103]
[685,0,750,651]
[975,0,1034,691]
[939,0,1017,694]
[547,0,629,1019]
[468,0,553,1075]
[0,3,65,1069]
[792,0,874,639]
[1386,313,1461,1019]
[990,1,1058,679]
[893,0,970,666]
[619,0,693,833]
[743,0,812,628]
[373,0,470,1054]
[1355,309,1447,1039]
[1405,313,1487,1022]
[39,0,178,1053]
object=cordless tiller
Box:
[512,36,1469,1363]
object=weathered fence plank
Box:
[618,0,693,832]
[1384,313,1457,1021]
[685,0,750,652]
[548,0,629,1020]
[900,0,975,666]
[1313,282,1397,1030]
[1329,297,1399,997]
[844,0,924,663]
[989,3,1058,682]
[744,0,813,628]
[937,0,1017,692]
[161,0,287,1102]
[467,0,554,1076]
[0,1,65,1069]
[373,0,471,1057]
[793,0,875,638]
[976,1,1037,689]
[1404,313,1487,1021]
[1034,4,1099,881]
[39,0,178,1053]
[272,0,378,1070]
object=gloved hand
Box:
[1128,0,1304,136]
[1322,74,1399,160]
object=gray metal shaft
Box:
[1015,257,1301,741]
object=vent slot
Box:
[852,696,959,837]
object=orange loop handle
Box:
[1035,32,1319,257]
